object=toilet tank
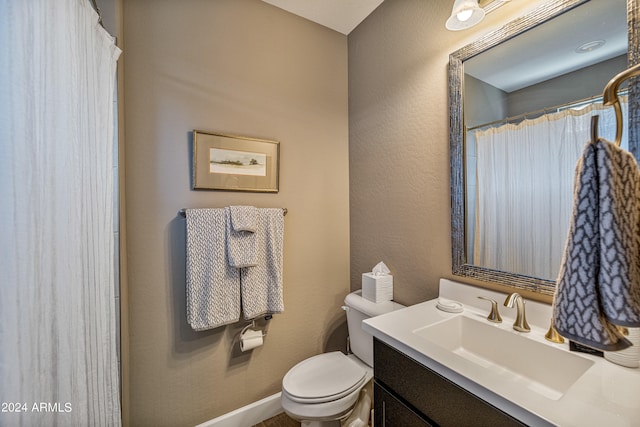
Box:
[344,290,404,367]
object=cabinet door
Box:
[374,381,434,427]
[374,339,526,427]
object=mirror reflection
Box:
[450,0,634,293]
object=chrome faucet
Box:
[503,293,530,332]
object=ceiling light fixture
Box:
[446,0,512,31]
[446,0,485,31]
[575,40,606,53]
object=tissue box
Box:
[362,273,393,303]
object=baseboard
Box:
[194,392,283,427]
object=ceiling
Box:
[261,0,384,35]
[465,0,627,93]
[261,1,628,93]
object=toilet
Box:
[281,290,404,427]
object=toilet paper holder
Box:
[240,316,271,339]
[239,318,269,352]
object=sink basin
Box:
[413,316,594,400]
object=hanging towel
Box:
[553,138,640,351]
[225,206,258,268]
[240,208,285,319]
[229,205,258,232]
[185,208,241,330]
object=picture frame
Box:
[192,130,280,192]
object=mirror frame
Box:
[449,0,640,296]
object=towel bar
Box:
[178,207,287,217]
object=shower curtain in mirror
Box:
[0,0,122,425]
[473,99,628,280]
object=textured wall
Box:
[348,0,550,306]
[120,0,561,424]
[122,1,349,425]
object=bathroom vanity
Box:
[373,338,524,426]
[364,279,640,427]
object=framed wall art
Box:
[192,130,280,192]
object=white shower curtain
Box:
[0,0,122,425]
[473,99,628,280]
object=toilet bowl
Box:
[281,291,404,427]
[281,352,372,424]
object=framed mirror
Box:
[449,0,640,296]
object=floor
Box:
[252,412,300,427]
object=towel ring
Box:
[595,62,640,146]
[591,115,599,144]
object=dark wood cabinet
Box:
[374,381,433,426]
[374,338,526,427]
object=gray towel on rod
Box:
[229,205,257,232]
[226,206,258,268]
[553,138,640,351]
[240,208,285,320]
[185,208,241,330]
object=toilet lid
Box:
[282,352,367,403]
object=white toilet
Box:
[281,290,404,427]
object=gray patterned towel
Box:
[240,208,285,320]
[553,138,640,351]
[229,205,257,232]
[185,208,241,330]
[226,206,258,268]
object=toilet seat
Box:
[282,352,367,404]
[281,380,364,422]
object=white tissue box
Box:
[362,273,393,303]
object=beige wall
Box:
[122,0,349,425]
[348,0,550,306]
[119,0,561,425]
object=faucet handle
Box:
[545,320,565,343]
[477,297,502,323]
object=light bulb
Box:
[456,9,473,22]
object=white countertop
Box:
[363,279,640,427]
